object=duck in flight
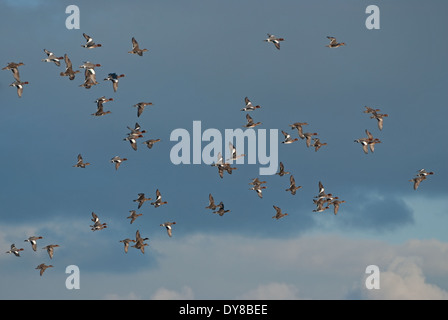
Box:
[24,236,43,251]
[264,33,285,50]
[81,33,102,49]
[42,49,63,66]
[60,54,80,80]
[6,244,24,257]
[160,222,176,237]
[241,97,261,111]
[286,175,302,195]
[104,73,125,92]
[129,37,148,56]
[272,205,288,220]
[326,36,346,48]
[151,189,168,208]
[9,80,29,98]
[276,162,290,176]
[2,62,24,82]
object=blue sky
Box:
[0,0,447,300]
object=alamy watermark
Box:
[65,265,80,289]
[65,5,80,29]
[365,265,380,289]
[365,5,380,30]
[170,121,279,176]
[65,5,379,31]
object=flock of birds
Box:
[2,32,434,277]
[2,33,174,276]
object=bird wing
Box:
[132,37,139,49]
[11,68,21,82]
[64,54,73,68]
[290,175,295,185]
[327,36,337,44]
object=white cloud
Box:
[359,256,448,300]
[151,286,194,300]
[1,219,448,300]
[147,233,448,300]
[238,282,301,300]
[104,292,141,300]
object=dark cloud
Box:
[337,191,414,232]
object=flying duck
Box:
[370,112,388,131]
[133,193,152,209]
[120,238,135,253]
[330,199,346,215]
[73,154,91,168]
[417,169,435,177]
[312,201,330,213]
[312,138,327,152]
[9,80,29,98]
[303,132,318,147]
[60,54,80,80]
[213,202,230,216]
[151,189,167,208]
[286,175,302,195]
[276,162,290,176]
[127,210,143,224]
[326,36,346,48]
[42,244,59,259]
[120,238,136,253]
[132,230,149,254]
[160,222,176,237]
[90,213,107,231]
[81,33,102,49]
[211,152,237,178]
[91,103,112,116]
[42,49,63,66]
[79,71,98,89]
[272,205,288,220]
[104,73,125,92]
[110,156,128,170]
[133,102,153,117]
[143,139,161,149]
[243,114,261,128]
[128,37,148,56]
[363,106,380,114]
[264,33,284,50]
[289,122,308,139]
[227,142,245,161]
[36,263,53,276]
[354,129,378,154]
[24,236,43,251]
[124,134,141,151]
[127,122,147,136]
[2,62,24,82]
[219,163,237,178]
[249,177,267,186]
[205,193,218,210]
[6,244,24,257]
[241,97,261,111]
[409,175,427,190]
[79,62,101,89]
[250,184,266,199]
[281,130,299,144]
[95,96,114,109]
